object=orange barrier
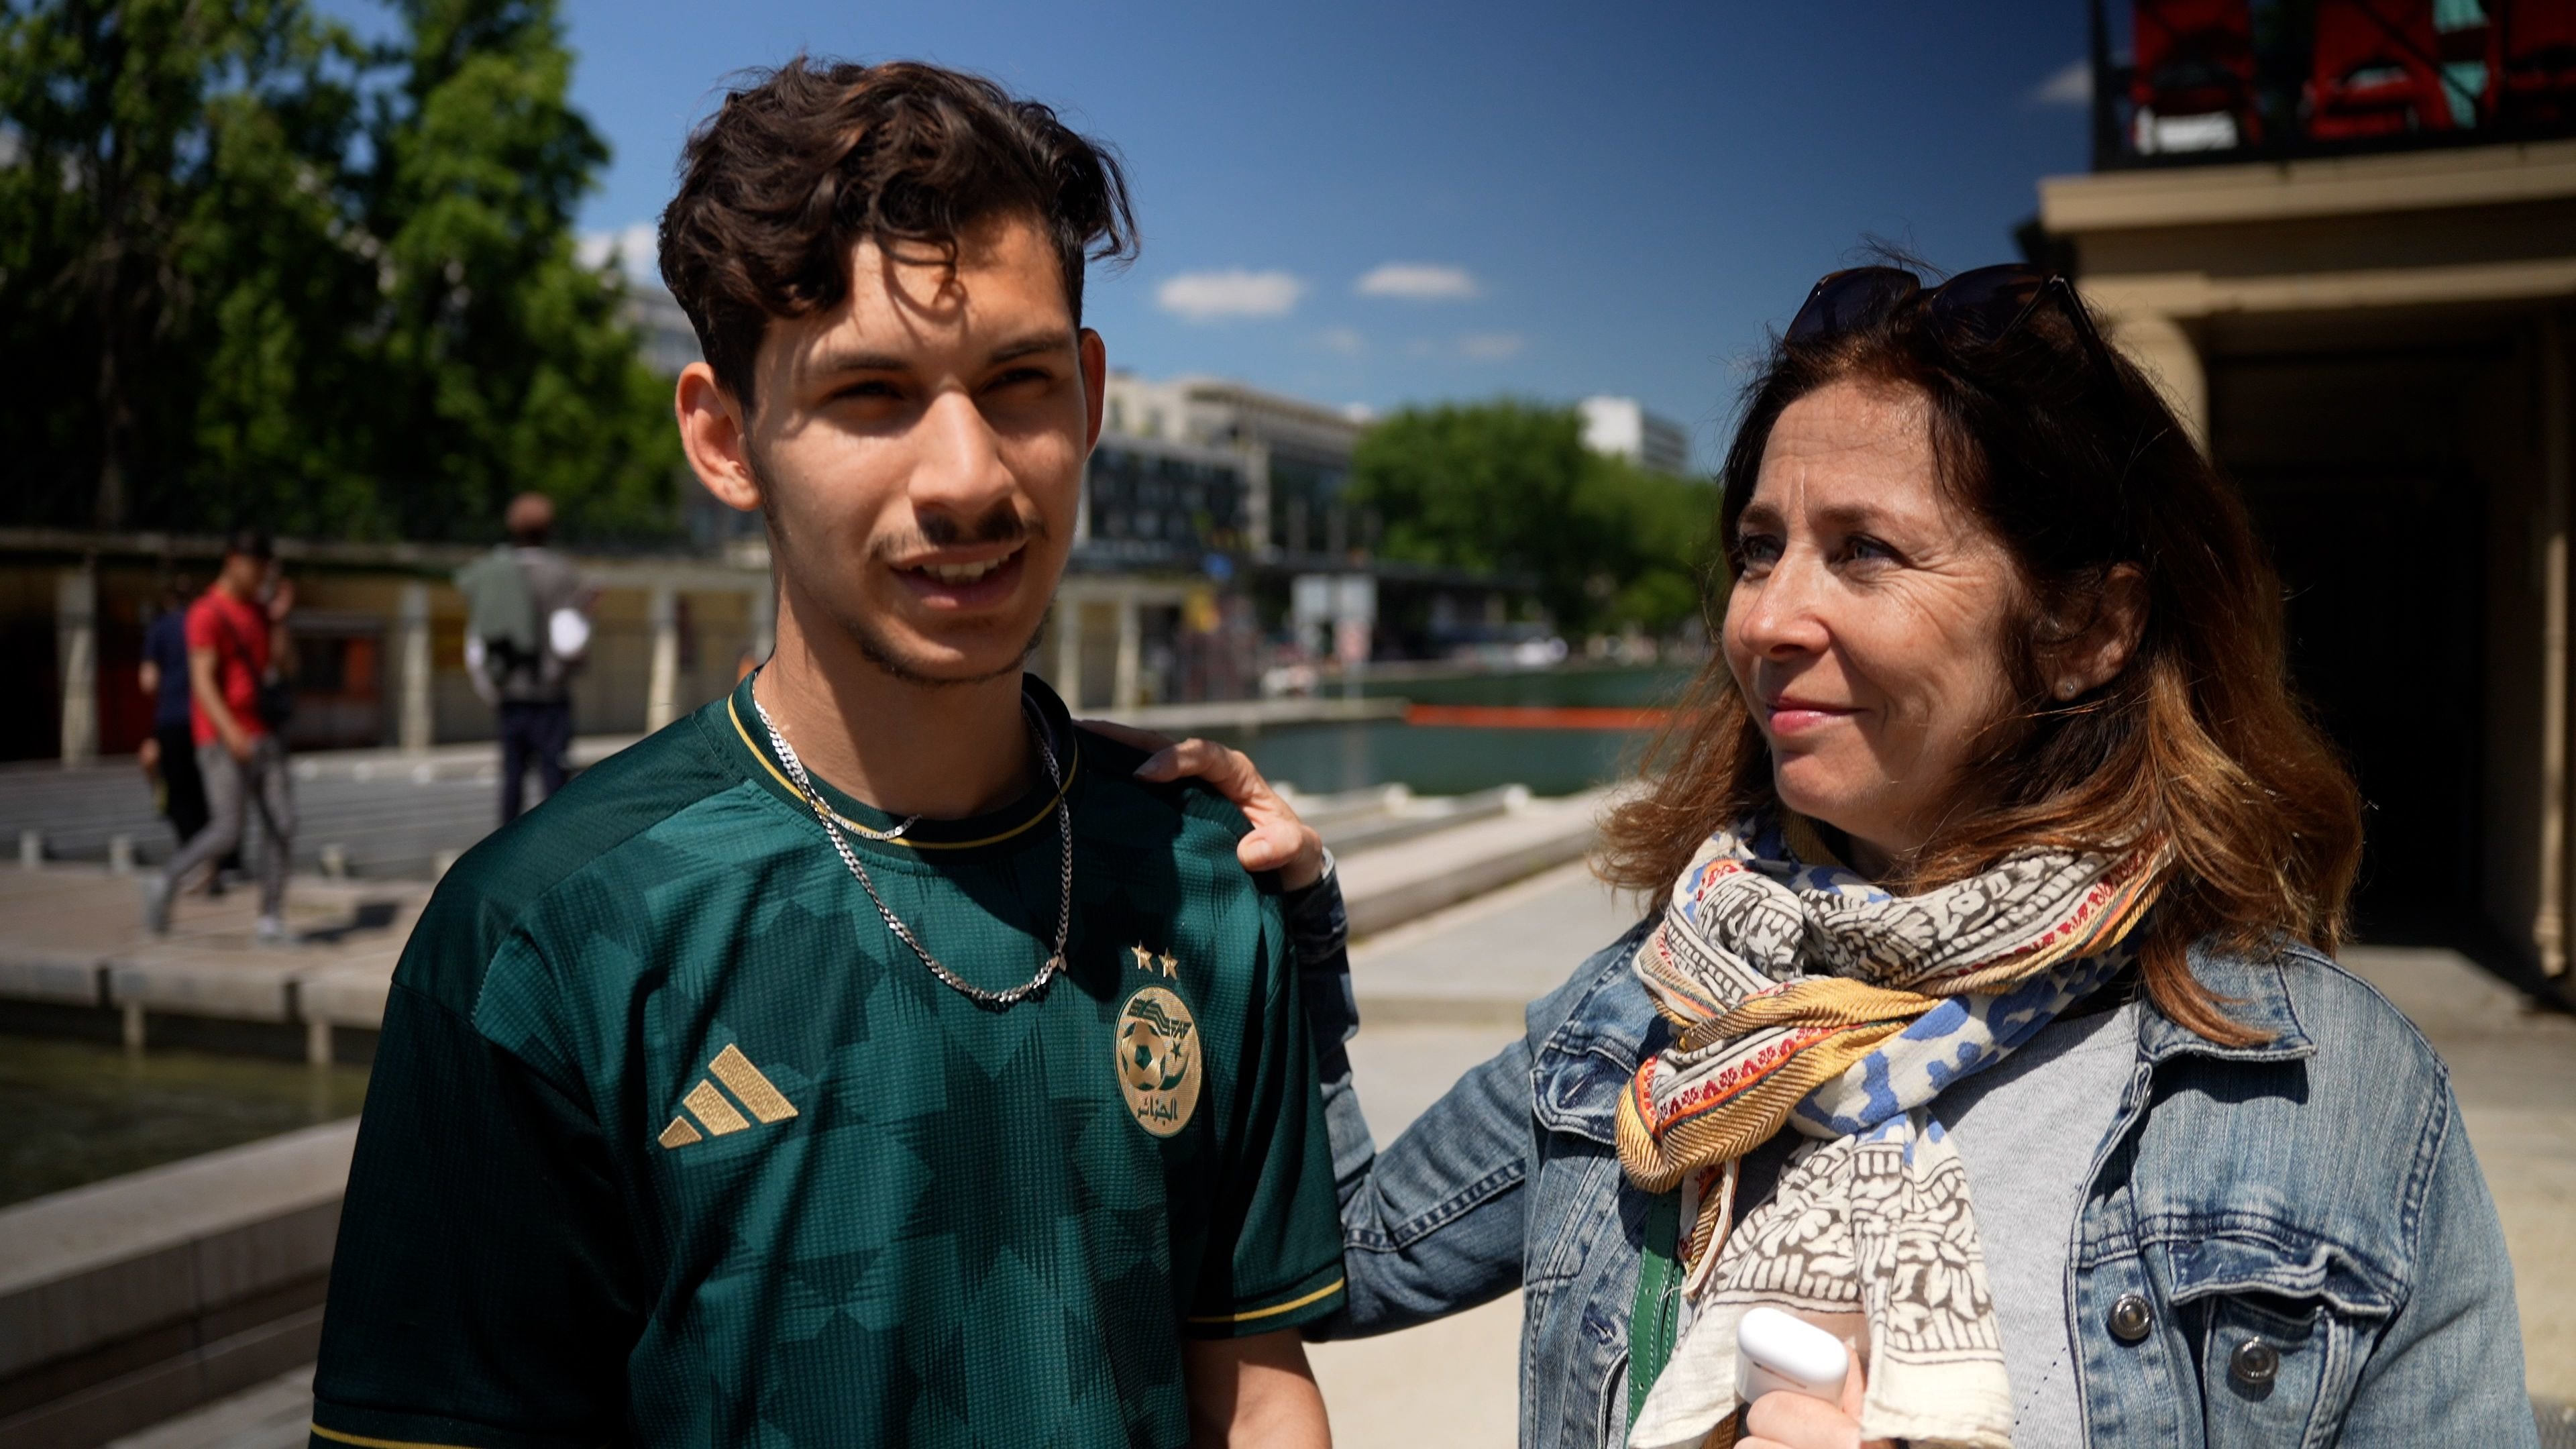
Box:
[1403,704,1672,731]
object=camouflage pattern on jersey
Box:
[309,675,1343,1449]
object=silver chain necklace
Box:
[753,682,1072,1012]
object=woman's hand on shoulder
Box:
[1079,721,1326,890]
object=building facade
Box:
[2045,7,2576,985]
[1578,395,1691,476]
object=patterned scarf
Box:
[1619,814,2161,1449]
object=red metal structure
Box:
[2488,0,2576,124]
[2131,0,2265,145]
[2309,0,2458,138]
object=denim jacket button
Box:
[2229,1337,2279,1387]
[2107,1293,2153,1343]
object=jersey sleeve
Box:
[309,975,643,1448]
[1183,907,1348,1338]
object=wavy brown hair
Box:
[658,57,1136,413]
[1597,270,2363,1043]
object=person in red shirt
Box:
[144,530,298,942]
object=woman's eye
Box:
[1843,535,1896,564]
[1735,534,1782,569]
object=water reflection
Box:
[0,1036,368,1208]
[1212,663,1692,797]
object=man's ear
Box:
[676,362,761,513]
[1078,327,1107,455]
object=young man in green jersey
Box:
[310,59,1344,1448]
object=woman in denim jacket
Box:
[1148,264,2538,1447]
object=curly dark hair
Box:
[658,57,1137,411]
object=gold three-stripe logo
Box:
[658,1044,799,1149]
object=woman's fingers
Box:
[1739,1390,1862,1449]
[1737,1351,1884,1449]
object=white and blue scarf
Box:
[1621,815,2160,1449]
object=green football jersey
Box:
[309,674,1345,1449]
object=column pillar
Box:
[2542,312,2573,979]
[645,585,680,732]
[1112,594,1142,712]
[397,581,433,753]
[1053,590,1085,710]
[56,566,97,767]
[2106,311,2208,449]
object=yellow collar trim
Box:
[727,694,1077,851]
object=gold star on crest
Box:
[1158,953,1179,979]
[1131,943,1156,972]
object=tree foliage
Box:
[0,0,678,541]
[1349,400,1719,637]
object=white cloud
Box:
[1313,325,1367,356]
[1355,262,1480,301]
[1340,401,1378,425]
[578,220,659,282]
[1458,331,1525,361]
[2029,58,2091,107]
[1156,268,1305,321]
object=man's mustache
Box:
[876,504,1049,559]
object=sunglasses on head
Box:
[1786,264,2118,378]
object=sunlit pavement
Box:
[1305,865,1631,1449]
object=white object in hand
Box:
[1735,1305,1851,1405]
[547,607,592,660]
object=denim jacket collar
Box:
[2134,939,2318,1065]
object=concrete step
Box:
[0,1124,350,1449]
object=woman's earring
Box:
[2058,680,2078,698]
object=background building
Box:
[1052,373,1522,711]
[1577,394,1690,476]
[2049,0,2576,981]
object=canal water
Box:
[0,1038,369,1209]
[1212,662,1693,796]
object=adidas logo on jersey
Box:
[657,1044,800,1148]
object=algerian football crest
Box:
[1115,985,1202,1137]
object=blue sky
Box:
[479,1,2095,468]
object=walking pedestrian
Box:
[137,580,213,868]
[455,492,588,822]
[144,531,297,943]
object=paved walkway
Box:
[0,867,425,1057]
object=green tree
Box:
[358,0,676,543]
[0,0,369,529]
[0,0,678,541]
[1349,400,1718,637]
